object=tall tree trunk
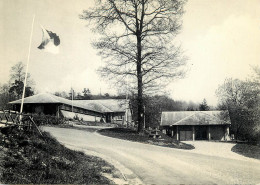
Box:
[137,34,144,132]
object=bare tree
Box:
[9,62,34,87]
[80,0,187,132]
[216,77,260,141]
[9,62,35,99]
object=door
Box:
[106,113,111,123]
[195,126,207,140]
[180,131,193,140]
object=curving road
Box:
[43,126,260,184]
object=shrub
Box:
[23,114,68,126]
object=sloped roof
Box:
[8,93,103,113]
[73,99,127,113]
[73,100,112,113]
[161,111,231,126]
[9,93,127,113]
[9,93,69,104]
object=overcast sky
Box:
[0,0,259,106]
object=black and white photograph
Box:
[0,0,260,184]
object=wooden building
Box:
[160,111,231,141]
[9,93,131,124]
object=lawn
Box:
[231,143,260,160]
[0,125,120,184]
[98,127,194,150]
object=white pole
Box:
[125,62,129,127]
[125,75,128,127]
[20,14,35,119]
[71,88,74,112]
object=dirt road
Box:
[43,126,260,184]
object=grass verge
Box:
[98,128,194,150]
[0,125,120,184]
[231,143,260,160]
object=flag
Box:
[38,26,60,54]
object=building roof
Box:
[161,111,231,126]
[9,93,127,113]
[74,99,127,113]
[9,93,69,104]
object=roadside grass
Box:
[0,125,119,184]
[43,122,109,133]
[231,143,260,160]
[98,127,194,150]
[66,119,119,127]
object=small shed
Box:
[160,111,231,141]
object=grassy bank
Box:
[231,143,260,160]
[0,125,119,184]
[98,128,194,150]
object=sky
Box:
[0,0,259,106]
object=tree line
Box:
[54,88,126,100]
[130,95,211,128]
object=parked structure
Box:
[160,111,231,141]
[9,93,131,124]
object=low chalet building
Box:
[160,111,231,141]
[9,93,131,124]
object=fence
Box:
[0,109,43,136]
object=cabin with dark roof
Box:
[9,93,131,124]
[160,111,231,141]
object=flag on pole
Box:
[38,26,60,54]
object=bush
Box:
[73,114,80,121]
[22,114,68,126]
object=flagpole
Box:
[20,14,35,119]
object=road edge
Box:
[62,143,144,185]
